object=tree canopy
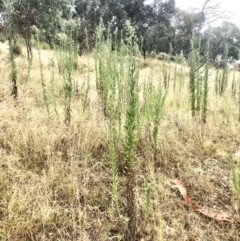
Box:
[0,0,239,62]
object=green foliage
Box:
[202,36,210,123]
[95,19,141,168]
[171,8,204,56]
[152,85,166,158]
[189,34,198,117]
[95,19,167,240]
[231,71,237,98]
[3,0,66,60]
[157,52,172,62]
[56,35,78,125]
[141,72,166,161]
[204,22,240,61]
[215,69,220,95]
[145,183,152,217]
[122,21,141,240]
[95,20,129,119]
[189,33,210,122]
[124,53,139,171]
[75,0,176,57]
[231,159,240,200]
[155,52,186,64]
[2,0,240,60]
[35,28,50,115]
[49,56,59,122]
[221,44,229,95]
[238,79,240,122]
[95,20,166,239]
[82,28,91,112]
[215,44,229,96]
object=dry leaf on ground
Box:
[173,179,235,222]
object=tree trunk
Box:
[25,38,33,62]
[24,19,33,62]
[46,35,54,49]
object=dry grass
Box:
[1,43,240,240]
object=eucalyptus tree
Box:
[170,0,234,57]
[141,0,175,56]
[74,0,176,56]
[2,0,18,98]
[203,21,240,62]
[1,0,66,60]
[171,8,204,56]
[191,0,234,34]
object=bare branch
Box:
[190,0,235,32]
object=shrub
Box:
[173,54,186,64]
[141,59,151,69]
[157,52,171,61]
[156,52,186,64]
[147,51,157,59]
[0,33,6,43]
[12,40,22,56]
[40,42,50,50]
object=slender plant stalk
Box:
[145,183,152,218]
[152,83,166,161]
[238,78,240,122]
[215,69,219,95]
[231,71,236,98]
[123,21,141,241]
[231,157,240,199]
[34,27,50,114]
[219,44,229,96]
[189,32,210,122]
[56,19,77,125]
[202,37,210,123]
[83,28,90,112]
[50,56,59,122]
[189,36,197,117]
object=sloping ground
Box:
[0,45,240,240]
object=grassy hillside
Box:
[1,41,240,241]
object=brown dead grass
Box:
[1,43,240,240]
